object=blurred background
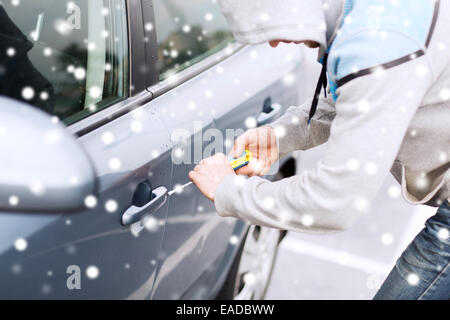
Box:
[266,143,435,299]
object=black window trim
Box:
[142,0,159,87]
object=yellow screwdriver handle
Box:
[228,149,252,170]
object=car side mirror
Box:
[0,96,96,212]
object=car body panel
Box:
[149,43,302,299]
[0,95,173,299]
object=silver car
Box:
[0,0,310,299]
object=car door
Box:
[144,0,304,299]
[141,0,234,299]
[0,0,171,299]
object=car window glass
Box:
[154,0,234,80]
[0,0,128,125]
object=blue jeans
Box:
[374,200,450,300]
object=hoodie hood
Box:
[218,0,343,55]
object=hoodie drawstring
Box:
[307,53,328,125]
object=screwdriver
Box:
[168,149,252,196]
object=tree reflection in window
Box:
[154,0,234,80]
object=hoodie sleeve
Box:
[269,95,336,159]
[214,34,434,233]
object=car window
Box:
[154,0,234,80]
[0,0,128,125]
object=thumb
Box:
[232,133,250,158]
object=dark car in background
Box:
[0,0,309,299]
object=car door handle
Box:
[121,186,168,226]
[256,103,282,126]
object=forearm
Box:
[269,96,335,158]
[214,170,362,234]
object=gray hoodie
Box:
[214,0,450,233]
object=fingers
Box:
[205,152,227,165]
[196,153,228,171]
[261,163,272,176]
[232,133,250,158]
[189,171,203,189]
[237,159,261,177]
[236,157,271,177]
[188,170,198,181]
[188,153,234,202]
[196,142,272,178]
[248,159,265,177]
[235,166,253,176]
[213,152,227,161]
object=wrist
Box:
[265,124,280,160]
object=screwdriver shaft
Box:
[168,181,193,196]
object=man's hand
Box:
[189,153,235,201]
[232,126,279,177]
